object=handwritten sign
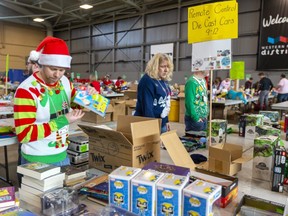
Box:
[230,61,245,80]
[188,1,238,44]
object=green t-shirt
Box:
[185,75,208,121]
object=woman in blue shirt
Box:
[134,53,174,133]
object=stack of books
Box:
[67,136,89,170]
[0,186,19,213]
[61,165,87,187]
[79,174,109,206]
[17,162,65,209]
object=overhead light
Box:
[33,18,44,22]
[80,4,93,9]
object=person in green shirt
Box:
[185,71,208,132]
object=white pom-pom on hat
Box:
[28,50,40,62]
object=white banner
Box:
[191,39,231,72]
[150,43,173,60]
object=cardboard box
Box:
[111,100,126,121]
[253,135,278,181]
[245,114,264,140]
[109,166,142,211]
[194,168,238,208]
[81,104,113,124]
[271,147,286,192]
[125,99,137,115]
[209,143,250,176]
[129,83,138,91]
[156,174,189,216]
[78,116,161,173]
[124,90,137,100]
[233,194,285,216]
[182,179,221,216]
[131,170,164,216]
[210,119,227,145]
[179,85,185,92]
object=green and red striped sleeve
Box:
[14,88,68,143]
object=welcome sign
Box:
[257,0,288,70]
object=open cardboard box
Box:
[78,115,161,173]
[160,130,252,176]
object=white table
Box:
[271,101,288,111]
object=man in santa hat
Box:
[14,36,97,167]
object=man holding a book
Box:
[14,36,97,167]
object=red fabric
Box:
[103,79,113,86]
[115,79,124,88]
[36,36,70,55]
[91,81,101,92]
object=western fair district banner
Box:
[257,0,288,70]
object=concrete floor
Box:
[1,119,288,215]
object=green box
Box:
[255,125,281,138]
[245,114,264,126]
[259,111,280,123]
[210,119,227,144]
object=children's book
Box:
[17,162,61,180]
[0,187,15,208]
[73,90,110,117]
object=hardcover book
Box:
[73,90,110,117]
[17,162,61,180]
[0,186,15,208]
[61,165,87,180]
[21,172,65,191]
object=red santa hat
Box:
[36,36,72,68]
[27,50,39,63]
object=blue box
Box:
[131,170,164,216]
[156,174,189,216]
[109,166,141,211]
[183,179,221,216]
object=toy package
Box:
[156,174,189,216]
[131,170,164,216]
[109,166,141,211]
[183,179,221,216]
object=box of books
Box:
[131,170,164,216]
[245,114,264,140]
[156,174,189,216]
[259,111,280,124]
[209,119,227,145]
[271,147,286,192]
[109,166,141,211]
[252,135,278,181]
[255,125,281,138]
[182,180,221,216]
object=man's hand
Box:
[66,109,85,123]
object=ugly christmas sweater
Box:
[14,72,76,164]
[185,75,208,121]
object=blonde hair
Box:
[145,53,174,81]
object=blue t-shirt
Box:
[134,74,170,128]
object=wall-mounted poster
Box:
[257,0,288,70]
[150,43,173,60]
[191,39,231,72]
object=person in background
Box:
[89,74,101,94]
[134,53,173,134]
[258,72,273,110]
[185,71,208,132]
[115,76,125,90]
[26,50,40,75]
[245,77,253,90]
[276,73,288,102]
[14,36,97,166]
[219,77,231,91]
